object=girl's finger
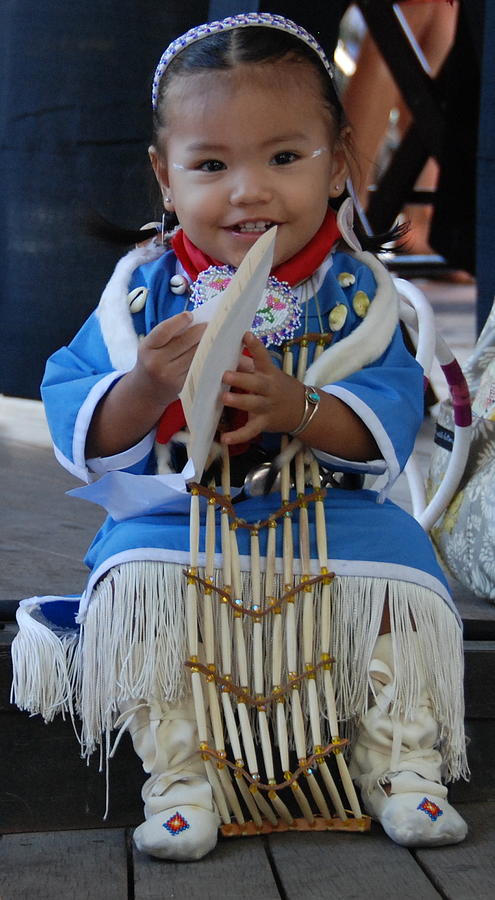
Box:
[222,388,267,413]
[221,417,264,446]
[236,354,256,373]
[222,371,265,395]
[242,332,272,370]
[146,312,195,349]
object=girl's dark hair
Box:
[95,25,404,252]
[152,27,345,138]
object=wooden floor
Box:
[0,803,495,900]
[2,804,495,900]
[3,276,495,899]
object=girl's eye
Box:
[271,151,299,166]
[197,159,226,173]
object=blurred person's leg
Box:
[343,1,458,235]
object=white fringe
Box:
[11,562,188,758]
[327,577,468,782]
[11,603,79,723]
[77,561,188,757]
[11,567,468,781]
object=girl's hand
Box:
[132,311,206,408]
[220,332,305,445]
[86,311,206,459]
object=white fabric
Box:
[350,633,468,847]
[364,788,467,847]
[120,696,219,860]
[12,570,467,782]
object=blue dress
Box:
[38,243,454,622]
[12,240,467,783]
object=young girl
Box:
[12,13,468,861]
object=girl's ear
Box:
[149,145,175,211]
[328,127,351,199]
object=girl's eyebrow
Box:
[183,141,228,153]
[261,132,310,146]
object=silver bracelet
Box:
[290,386,321,436]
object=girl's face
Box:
[151,62,348,269]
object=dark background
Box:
[0,0,492,399]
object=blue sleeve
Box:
[39,248,181,482]
[41,312,155,482]
[330,325,424,472]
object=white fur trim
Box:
[96,242,166,371]
[304,251,398,387]
[95,246,395,384]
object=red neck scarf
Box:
[171,206,340,286]
[158,208,340,446]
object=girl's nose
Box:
[229,168,272,206]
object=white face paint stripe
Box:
[310,147,328,158]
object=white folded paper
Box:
[67,466,243,521]
[180,226,277,480]
[67,471,193,520]
[68,229,277,517]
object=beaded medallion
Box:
[190,264,302,346]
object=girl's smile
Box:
[221,218,280,254]
[151,63,348,269]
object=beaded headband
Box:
[152,13,334,110]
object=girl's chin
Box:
[227,230,270,251]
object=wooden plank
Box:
[0,396,51,448]
[0,602,18,622]
[464,642,495,716]
[450,721,495,804]
[0,829,128,900]
[454,594,495,640]
[268,830,441,899]
[1,544,90,602]
[0,633,16,711]
[0,441,102,602]
[133,834,281,900]
[415,802,495,899]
